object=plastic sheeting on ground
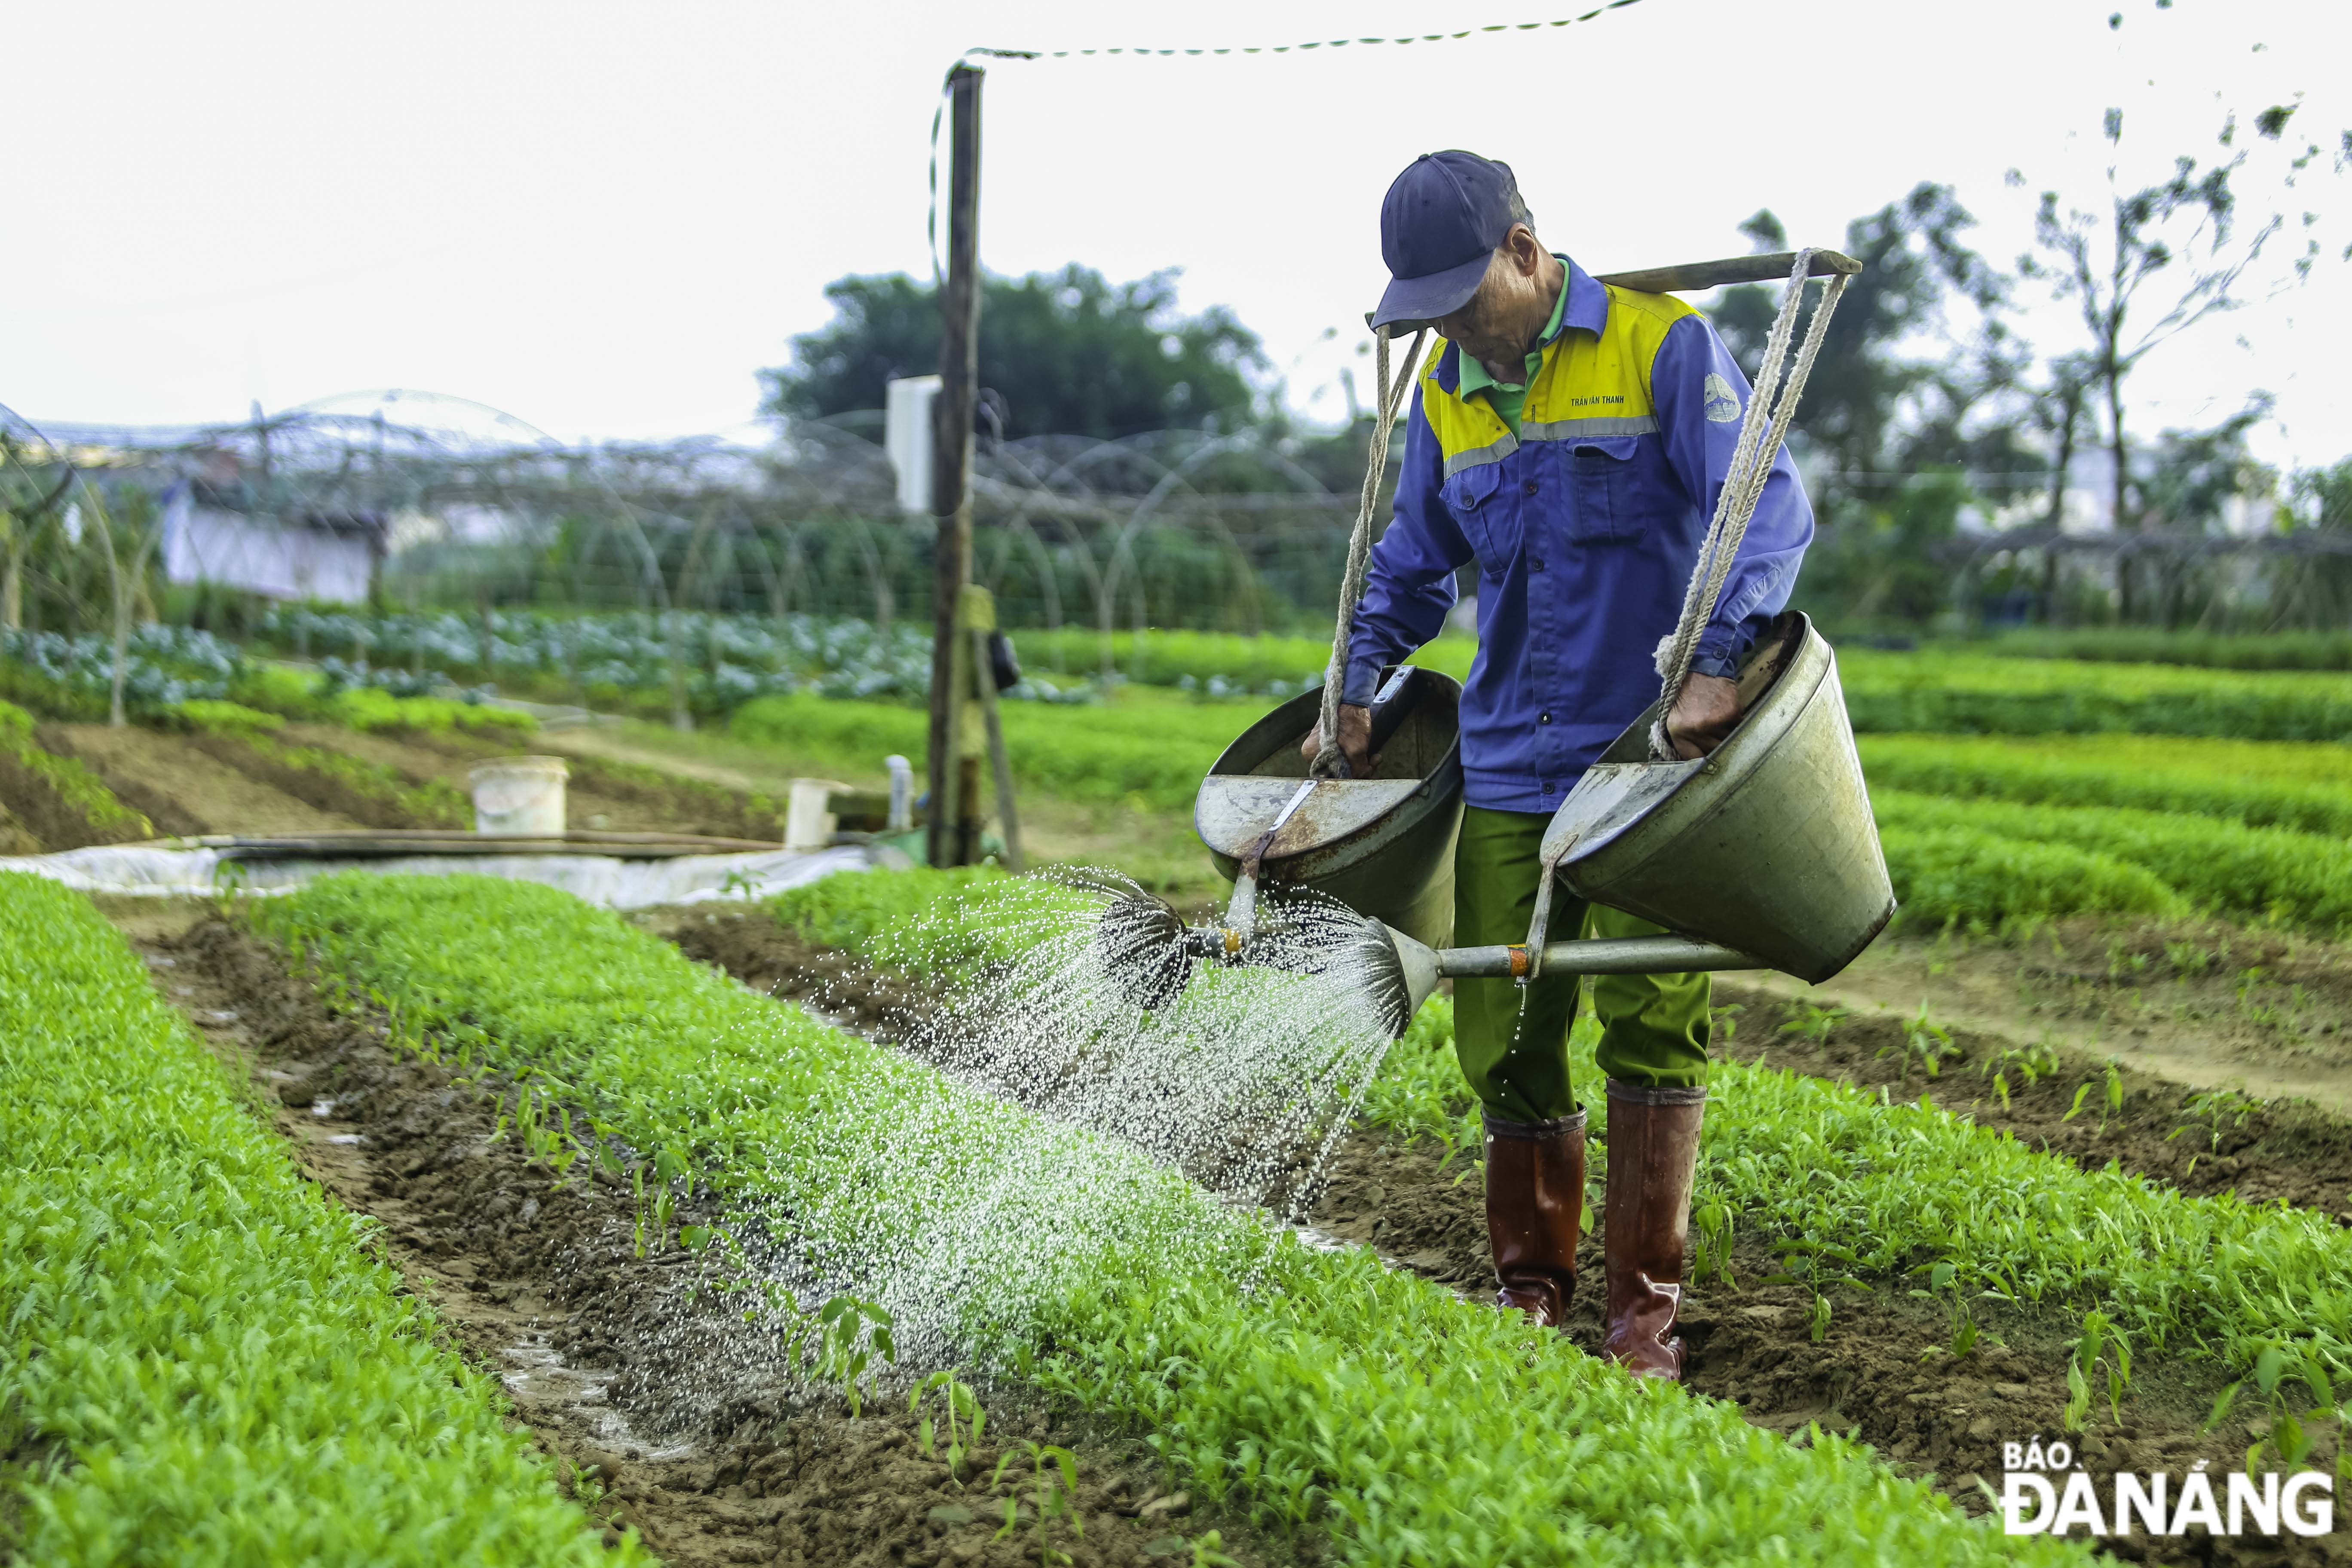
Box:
[0,841,904,909]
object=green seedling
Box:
[993,1442,1081,1567]
[1913,1262,1978,1360]
[557,1455,624,1527]
[1777,1003,1847,1046]
[2062,1310,2131,1432]
[1694,1198,1737,1289]
[1981,1040,2062,1088]
[208,857,250,916]
[2168,1087,2257,1173]
[912,1370,988,1479]
[1145,1532,1240,1567]
[2206,1342,2339,1475]
[1880,1003,1957,1089]
[810,1295,895,1417]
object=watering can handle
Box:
[1364,667,1420,759]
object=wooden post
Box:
[928,63,984,867]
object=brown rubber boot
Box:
[1599,1081,1707,1379]
[1482,1107,1587,1327]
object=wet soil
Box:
[141,909,1295,1568]
[670,906,2352,1565]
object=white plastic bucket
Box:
[469,756,569,836]
[784,778,849,851]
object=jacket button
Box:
[1528,557,1545,573]
[1538,711,1552,724]
[1523,481,1539,495]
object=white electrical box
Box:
[884,375,942,515]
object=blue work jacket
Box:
[1343,257,1814,813]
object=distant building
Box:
[160,481,384,603]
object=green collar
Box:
[1457,255,1574,398]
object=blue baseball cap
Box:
[1371,150,1522,331]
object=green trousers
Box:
[1453,805,1712,1123]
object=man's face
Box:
[1434,226,1547,365]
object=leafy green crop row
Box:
[261,873,2072,1565]
[1838,648,2352,742]
[1875,790,2352,936]
[0,698,152,846]
[772,870,2352,1390]
[0,873,637,1566]
[1878,825,2185,932]
[1975,627,2352,672]
[1859,732,2352,836]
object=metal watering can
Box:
[1104,613,1896,1036]
[1351,612,1896,1033]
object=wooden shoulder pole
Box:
[927,63,983,867]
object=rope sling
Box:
[1310,248,1849,777]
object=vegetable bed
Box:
[0,873,636,1567]
[259,872,2078,1565]
[773,871,2352,1392]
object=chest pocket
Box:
[1438,463,1513,576]
[1567,436,1640,544]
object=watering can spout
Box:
[1354,921,1443,1040]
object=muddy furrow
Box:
[665,906,2341,1565]
[144,914,1294,1568]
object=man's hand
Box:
[1665,673,1740,760]
[1301,703,1376,778]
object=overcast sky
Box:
[6,0,2347,473]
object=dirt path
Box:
[1749,918,2352,1115]
[666,906,2345,1565]
[134,904,1294,1568]
[1714,981,2352,1216]
[48,723,359,835]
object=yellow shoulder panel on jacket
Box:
[1601,285,1698,405]
[1417,336,1517,474]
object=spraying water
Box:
[882,867,1401,1215]
[673,868,1416,1378]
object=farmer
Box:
[1306,150,1813,1380]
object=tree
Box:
[762,265,1267,440]
[2274,455,2352,628]
[1709,184,2022,531]
[2016,100,2339,616]
[2135,399,2275,628]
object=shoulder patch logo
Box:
[1702,373,1742,424]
